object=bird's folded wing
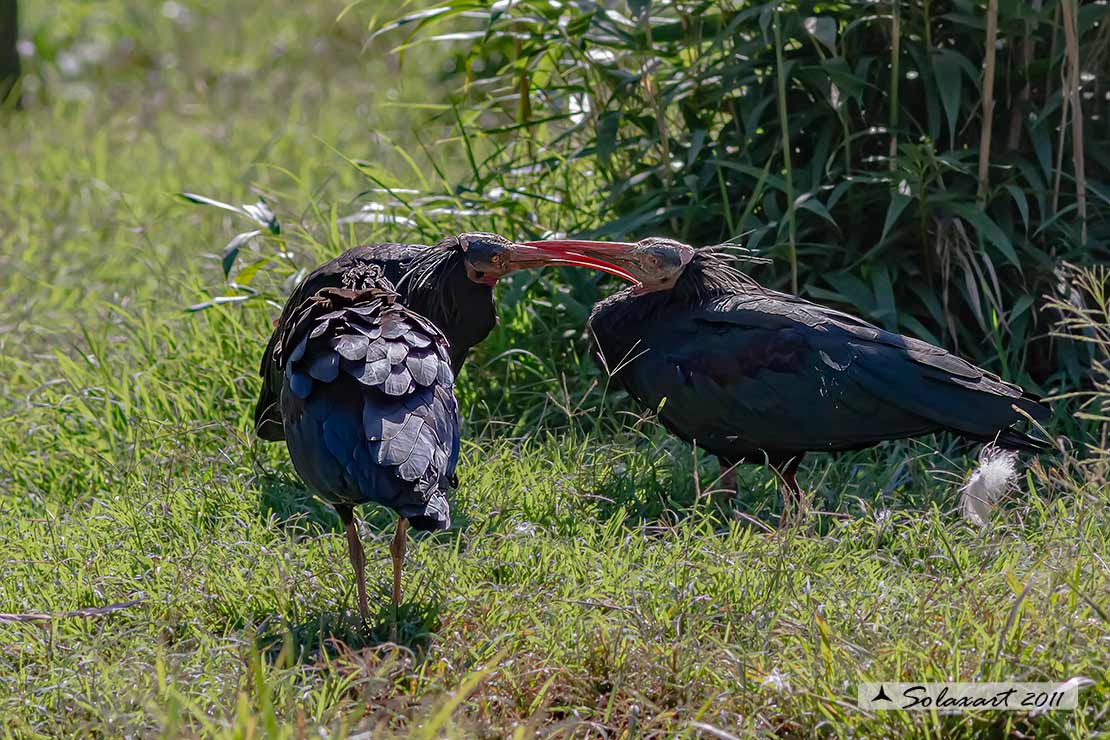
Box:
[253,243,428,442]
[281,286,460,526]
[698,291,1046,415]
[612,293,1046,453]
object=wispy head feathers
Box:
[699,238,773,266]
[682,246,767,301]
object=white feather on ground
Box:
[959,444,1020,526]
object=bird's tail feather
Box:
[996,395,1052,452]
[398,489,451,531]
[996,427,1051,453]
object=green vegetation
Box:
[0,1,1107,737]
[386,0,1109,385]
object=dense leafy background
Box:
[375,0,1108,391]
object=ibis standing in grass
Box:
[274,265,460,620]
[525,237,1051,524]
[266,236,634,617]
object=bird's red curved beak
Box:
[512,240,639,284]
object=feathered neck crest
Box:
[397,237,464,299]
[672,247,765,302]
[394,236,477,322]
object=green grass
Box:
[1,2,1108,737]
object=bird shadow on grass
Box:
[258,471,476,538]
[584,444,781,531]
[257,598,442,667]
[571,437,972,533]
[254,474,448,667]
[257,472,343,536]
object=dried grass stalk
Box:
[888,0,901,170]
[977,0,999,201]
[1060,0,1088,244]
[1007,0,1042,151]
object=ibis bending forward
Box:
[266,237,621,615]
[527,237,1051,522]
[256,232,588,442]
[275,265,459,619]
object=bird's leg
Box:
[389,517,409,609]
[339,507,371,623]
[774,456,805,527]
[717,456,739,498]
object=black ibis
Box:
[268,238,628,617]
[525,236,1051,523]
[275,264,460,620]
[256,232,608,441]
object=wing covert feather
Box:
[599,290,1046,458]
[278,284,460,530]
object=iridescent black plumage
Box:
[256,236,497,441]
[583,245,1050,520]
[275,268,459,615]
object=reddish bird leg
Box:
[774,457,805,527]
[717,458,739,498]
[343,514,371,623]
[390,517,409,608]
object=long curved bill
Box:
[510,240,639,284]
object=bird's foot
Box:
[776,491,810,529]
[776,505,801,529]
[773,458,806,530]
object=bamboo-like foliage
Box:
[377,0,1106,385]
[773,7,798,294]
[1048,265,1110,473]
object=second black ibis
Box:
[526,237,1051,523]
